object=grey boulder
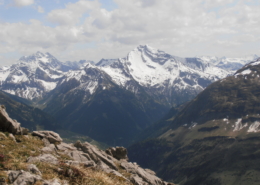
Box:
[27,154,59,165]
[8,170,41,185]
[32,131,62,144]
[106,146,128,160]
[0,105,28,135]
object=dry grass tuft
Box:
[0,134,44,171]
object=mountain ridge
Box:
[128,56,260,185]
[0,45,234,106]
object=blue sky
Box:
[0,0,259,65]
[0,0,117,25]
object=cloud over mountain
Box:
[0,0,259,65]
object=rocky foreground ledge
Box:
[0,105,174,185]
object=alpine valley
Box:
[128,57,260,185]
[0,45,258,147]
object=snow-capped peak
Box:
[18,51,58,64]
[140,44,158,54]
[96,58,118,67]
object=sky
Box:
[0,0,260,65]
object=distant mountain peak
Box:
[18,51,58,64]
[135,44,159,54]
[35,51,45,57]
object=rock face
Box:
[36,136,172,185]
[25,137,171,184]
[62,140,171,185]
[0,105,28,135]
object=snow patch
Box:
[189,122,197,129]
[233,118,247,131]
[249,61,260,66]
[223,118,229,124]
[241,69,251,75]
[248,121,260,133]
[36,80,57,91]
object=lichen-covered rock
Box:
[27,154,59,165]
[32,131,62,144]
[8,170,41,185]
[106,146,128,160]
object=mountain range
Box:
[128,57,260,185]
[0,45,257,146]
[1,45,260,184]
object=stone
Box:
[105,146,128,160]
[0,106,24,135]
[56,142,76,151]
[32,131,62,144]
[8,170,41,185]
[27,154,59,165]
[41,144,57,153]
[0,177,6,185]
[120,161,166,185]
[74,141,118,171]
[65,151,90,162]
[64,160,96,168]
[0,132,7,140]
[27,164,42,176]
[21,127,29,135]
[42,138,51,147]
[8,134,16,142]
[130,175,149,185]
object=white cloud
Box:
[0,0,260,66]
[37,5,44,13]
[12,0,34,7]
[47,0,100,26]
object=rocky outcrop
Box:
[120,161,169,185]
[8,170,41,185]
[106,146,128,160]
[54,140,171,185]
[27,164,42,176]
[32,131,62,144]
[0,105,29,135]
[1,105,173,185]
